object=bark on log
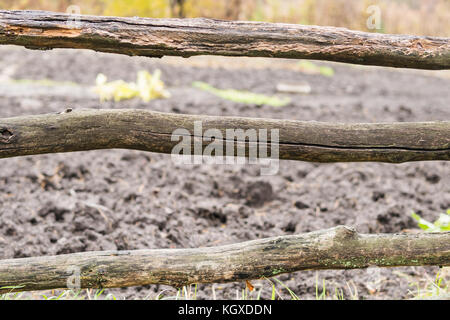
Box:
[0,109,449,163]
[0,226,449,293]
[0,10,449,69]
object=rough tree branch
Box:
[0,10,449,69]
[0,109,449,163]
[0,226,449,293]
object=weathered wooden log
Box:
[0,109,449,163]
[0,10,449,69]
[0,226,449,293]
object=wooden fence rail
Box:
[0,11,449,295]
[1,226,449,293]
[0,109,449,163]
[1,10,449,69]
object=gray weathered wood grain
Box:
[0,226,448,293]
[0,10,449,69]
[0,109,449,163]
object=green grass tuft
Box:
[192,81,290,107]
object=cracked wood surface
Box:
[0,109,449,163]
[0,10,449,69]
[0,226,448,292]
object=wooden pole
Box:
[0,109,449,163]
[0,226,449,293]
[0,10,449,69]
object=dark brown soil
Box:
[0,46,448,299]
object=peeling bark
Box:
[0,226,448,293]
[0,109,448,163]
[0,10,449,69]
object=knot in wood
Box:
[0,127,13,143]
[333,225,358,241]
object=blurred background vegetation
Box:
[0,0,449,36]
